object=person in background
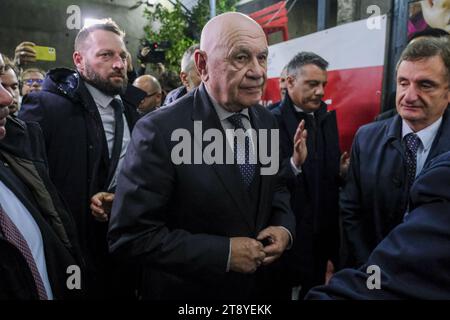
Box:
[268,66,288,111]
[0,52,85,300]
[19,18,141,298]
[133,74,162,115]
[341,37,450,268]
[163,44,201,106]
[21,68,46,96]
[0,56,20,115]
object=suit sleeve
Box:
[340,129,371,267]
[306,199,450,300]
[266,116,296,238]
[107,117,230,280]
[19,93,52,148]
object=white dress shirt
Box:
[85,83,131,190]
[402,117,442,177]
[205,88,293,271]
[0,180,54,299]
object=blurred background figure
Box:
[421,0,450,33]
[163,44,201,106]
[268,65,288,111]
[0,55,20,115]
[13,41,37,67]
[133,74,162,114]
[21,68,45,96]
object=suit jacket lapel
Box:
[192,84,254,230]
[249,107,272,231]
[427,108,450,164]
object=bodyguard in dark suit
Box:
[307,150,450,299]
[108,12,300,300]
[19,19,143,297]
[342,37,450,267]
[0,56,84,299]
[272,52,343,299]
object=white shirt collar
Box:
[402,117,442,152]
[85,82,121,109]
[293,104,314,117]
[204,85,250,121]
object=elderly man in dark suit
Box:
[341,37,450,268]
[108,12,304,300]
[307,150,450,299]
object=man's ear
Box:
[156,92,163,106]
[194,50,208,82]
[286,75,296,91]
[180,71,189,88]
[73,51,84,72]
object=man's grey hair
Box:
[286,52,329,77]
[396,36,450,84]
[181,44,200,73]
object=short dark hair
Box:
[397,37,450,84]
[22,68,46,79]
[286,52,329,77]
[408,28,449,43]
[74,18,125,51]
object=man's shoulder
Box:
[356,116,395,137]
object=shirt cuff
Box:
[277,226,294,250]
[290,157,302,175]
[226,239,231,272]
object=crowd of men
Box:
[0,12,449,300]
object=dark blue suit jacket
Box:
[271,95,341,291]
[108,83,295,299]
[307,150,450,299]
[341,109,450,267]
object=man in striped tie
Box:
[0,53,84,299]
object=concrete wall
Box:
[0,0,148,71]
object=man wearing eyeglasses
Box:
[21,68,45,96]
[133,74,162,115]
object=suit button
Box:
[392,176,402,187]
[88,145,93,150]
[3,162,8,167]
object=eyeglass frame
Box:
[23,78,44,86]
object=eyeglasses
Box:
[145,92,159,98]
[23,79,44,86]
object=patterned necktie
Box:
[227,113,257,188]
[0,204,48,300]
[404,133,421,190]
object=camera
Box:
[138,39,171,64]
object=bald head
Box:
[196,12,268,111]
[200,12,266,54]
[133,75,162,114]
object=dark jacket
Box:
[341,108,450,267]
[272,95,341,294]
[108,84,295,300]
[18,68,141,296]
[307,150,450,299]
[163,85,187,106]
[0,117,85,299]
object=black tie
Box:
[404,133,421,190]
[106,98,125,190]
[227,113,257,188]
